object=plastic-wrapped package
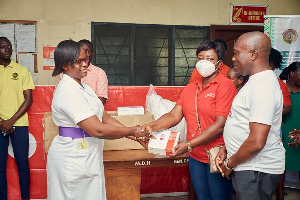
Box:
[146,84,187,142]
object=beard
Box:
[1,57,11,62]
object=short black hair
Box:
[79,39,93,51]
[79,39,93,46]
[52,40,80,76]
[236,72,249,85]
[214,39,227,52]
[279,61,300,80]
[196,40,225,61]
[0,37,8,40]
[269,48,282,69]
[0,37,10,43]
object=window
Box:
[92,23,209,86]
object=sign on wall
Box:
[264,15,300,74]
[43,46,56,70]
[264,15,300,188]
[230,4,269,26]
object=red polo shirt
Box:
[177,73,237,163]
[278,78,291,106]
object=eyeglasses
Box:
[74,57,89,65]
[85,50,93,54]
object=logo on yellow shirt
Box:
[11,73,19,80]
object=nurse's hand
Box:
[142,124,152,135]
[132,125,150,140]
[136,138,149,150]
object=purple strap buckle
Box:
[58,127,91,140]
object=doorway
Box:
[210,25,264,67]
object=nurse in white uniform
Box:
[47,40,149,200]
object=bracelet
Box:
[224,158,234,170]
[187,141,193,152]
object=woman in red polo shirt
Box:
[144,40,237,200]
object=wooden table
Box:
[103,149,193,200]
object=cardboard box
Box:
[148,131,180,156]
[43,112,58,153]
[104,111,154,150]
[43,111,154,152]
[117,106,144,116]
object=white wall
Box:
[1,0,299,85]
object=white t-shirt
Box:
[52,74,104,127]
[224,70,285,174]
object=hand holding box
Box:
[148,131,180,156]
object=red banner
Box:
[231,4,268,25]
[7,86,187,199]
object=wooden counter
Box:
[103,149,192,199]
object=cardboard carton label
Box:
[117,106,144,116]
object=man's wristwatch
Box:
[224,158,234,170]
[187,141,193,152]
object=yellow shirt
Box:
[0,60,35,126]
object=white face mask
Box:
[196,60,220,77]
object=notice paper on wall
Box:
[18,53,35,73]
[43,46,56,70]
[0,23,15,49]
[15,24,36,53]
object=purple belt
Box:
[58,127,91,140]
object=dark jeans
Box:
[189,156,232,200]
[0,127,30,200]
[232,170,283,200]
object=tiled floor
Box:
[140,187,300,200]
[279,187,300,200]
[141,196,187,200]
[31,187,300,200]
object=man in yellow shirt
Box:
[0,37,35,200]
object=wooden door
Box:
[210,25,264,67]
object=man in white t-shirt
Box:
[215,31,285,200]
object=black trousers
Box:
[232,170,282,200]
[0,127,30,200]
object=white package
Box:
[148,131,180,156]
[146,84,187,142]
